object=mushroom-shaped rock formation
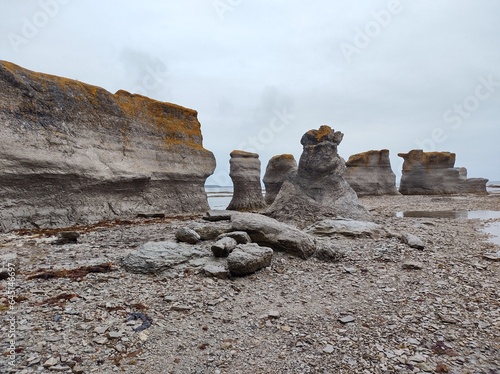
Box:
[398,150,488,195]
[0,61,216,231]
[266,125,373,227]
[263,154,297,205]
[343,149,399,196]
[226,150,266,211]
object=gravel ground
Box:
[1,193,499,374]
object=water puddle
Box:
[396,210,500,246]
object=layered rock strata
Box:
[343,149,399,196]
[266,125,373,227]
[263,154,297,204]
[398,150,488,195]
[226,151,266,211]
[0,61,216,231]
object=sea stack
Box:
[266,125,373,227]
[263,154,297,205]
[343,149,399,196]
[0,61,216,231]
[226,150,266,211]
[398,150,488,195]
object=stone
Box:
[268,310,281,319]
[314,241,345,262]
[231,212,316,259]
[0,253,18,279]
[483,251,500,261]
[338,315,356,324]
[175,227,201,244]
[323,344,335,354]
[0,61,215,232]
[227,243,273,276]
[306,219,383,238]
[266,125,373,227]
[43,357,59,367]
[203,210,235,221]
[402,261,424,270]
[203,264,229,279]
[188,222,231,240]
[211,237,238,258]
[93,336,108,344]
[121,241,207,274]
[54,231,80,245]
[343,149,399,196]
[263,154,297,205]
[226,150,266,211]
[216,231,252,244]
[398,150,488,195]
[402,233,425,250]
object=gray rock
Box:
[227,151,266,211]
[188,222,231,240]
[211,237,238,258]
[402,233,425,249]
[314,241,345,262]
[402,261,424,270]
[231,212,316,259]
[121,241,207,274]
[263,154,297,205]
[0,253,19,279]
[175,227,201,244]
[203,264,229,279]
[54,231,80,245]
[0,61,216,232]
[266,126,373,228]
[227,243,273,276]
[203,210,235,221]
[343,149,399,196]
[398,150,488,195]
[306,219,383,238]
[338,315,356,324]
[216,231,252,244]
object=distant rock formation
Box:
[266,125,373,227]
[0,61,216,231]
[263,154,297,205]
[226,150,266,211]
[343,149,399,196]
[398,150,488,195]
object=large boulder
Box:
[266,125,373,227]
[263,154,297,204]
[0,61,216,231]
[398,150,488,195]
[231,212,316,259]
[343,149,399,196]
[226,150,266,211]
[227,243,273,276]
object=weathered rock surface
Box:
[266,126,373,227]
[306,219,383,238]
[343,149,399,196]
[398,150,488,195]
[216,231,252,244]
[227,243,273,276]
[226,151,266,211]
[0,61,216,231]
[211,237,238,258]
[231,212,316,259]
[121,241,206,274]
[401,233,425,250]
[203,210,235,222]
[314,240,346,262]
[188,222,231,240]
[175,227,201,244]
[263,154,297,204]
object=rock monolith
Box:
[343,149,399,196]
[263,154,297,204]
[398,150,488,195]
[0,61,216,231]
[226,150,266,211]
[266,125,373,227]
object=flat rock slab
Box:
[402,233,425,249]
[121,241,207,274]
[306,219,383,237]
[203,210,235,222]
[231,212,316,259]
[227,243,273,276]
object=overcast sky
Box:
[1,0,499,184]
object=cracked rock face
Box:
[398,150,488,195]
[0,61,216,231]
[343,149,399,196]
[263,154,297,205]
[226,150,266,211]
[266,125,373,227]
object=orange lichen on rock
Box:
[230,150,260,158]
[346,149,390,167]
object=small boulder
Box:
[402,233,425,249]
[231,212,316,259]
[227,243,273,276]
[216,231,252,244]
[203,264,229,279]
[314,241,345,262]
[54,231,80,245]
[175,227,201,244]
[203,210,235,222]
[188,222,231,240]
[211,237,238,258]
